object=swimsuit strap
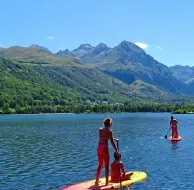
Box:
[99,137,109,144]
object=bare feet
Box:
[95,181,101,185]
[129,172,133,179]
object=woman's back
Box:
[98,127,112,146]
[170,119,178,127]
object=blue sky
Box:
[0,0,194,66]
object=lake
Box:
[0,113,194,190]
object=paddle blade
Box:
[164,135,167,139]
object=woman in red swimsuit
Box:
[170,116,179,138]
[95,117,119,186]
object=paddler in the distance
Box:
[170,116,179,138]
[95,117,120,186]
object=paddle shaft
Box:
[165,127,171,138]
[116,140,122,189]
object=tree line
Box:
[0,101,189,114]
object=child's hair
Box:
[104,117,112,127]
[171,116,174,120]
[114,152,121,161]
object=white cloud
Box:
[135,42,149,49]
[47,36,55,40]
[157,45,162,50]
[135,42,163,51]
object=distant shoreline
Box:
[1,111,194,116]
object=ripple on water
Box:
[1,113,194,190]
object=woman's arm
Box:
[110,130,119,153]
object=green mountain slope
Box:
[0,48,153,113]
[0,45,193,114]
[0,56,135,107]
[0,46,81,66]
[0,57,83,113]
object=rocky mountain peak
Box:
[29,44,51,52]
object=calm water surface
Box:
[0,113,194,190]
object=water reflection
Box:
[170,141,180,150]
[123,184,134,189]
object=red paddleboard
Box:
[168,136,182,141]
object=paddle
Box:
[164,127,171,139]
[116,140,122,190]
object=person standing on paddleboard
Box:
[95,117,119,186]
[170,116,179,138]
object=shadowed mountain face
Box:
[72,44,94,58]
[56,41,193,96]
[55,49,73,56]
[80,43,112,63]
[170,65,194,84]
[170,65,194,90]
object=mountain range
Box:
[0,41,194,112]
[169,65,194,84]
[55,41,194,96]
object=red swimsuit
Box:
[171,119,178,138]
